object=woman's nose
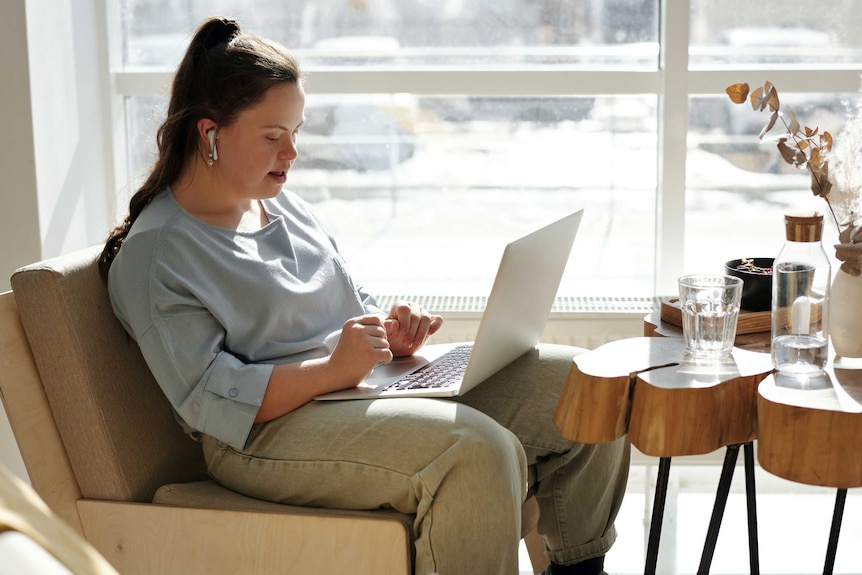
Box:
[279,140,298,160]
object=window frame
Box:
[104,0,862,297]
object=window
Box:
[115,0,862,301]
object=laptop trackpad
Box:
[363,342,461,387]
[364,354,431,385]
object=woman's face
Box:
[211,81,306,201]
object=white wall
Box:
[0,0,115,480]
[0,1,41,292]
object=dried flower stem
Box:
[726,80,862,275]
[774,111,843,229]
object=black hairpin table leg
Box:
[743,442,759,575]
[645,457,672,575]
[823,488,847,575]
[698,444,741,574]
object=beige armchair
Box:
[0,246,546,575]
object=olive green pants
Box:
[202,343,630,575]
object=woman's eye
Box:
[266,136,279,142]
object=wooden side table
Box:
[554,336,774,575]
[757,357,862,574]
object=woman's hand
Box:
[329,315,394,385]
[384,301,444,357]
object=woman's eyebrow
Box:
[263,120,304,131]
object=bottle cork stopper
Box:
[784,211,823,242]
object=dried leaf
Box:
[821,131,834,152]
[749,86,764,111]
[759,111,779,139]
[760,82,776,111]
[839,223,862,244]
[809,160,831,197]
[835,244,862,261]
[821,168,832,196]
[810,147,823,166]
[788,110,800,135]
[777,139,805,166]
[811,172,825,197]
[805,126,819,138]
[725,83,749,104]
[834,243,862,275]
[766,86,780,112]
[835,243,862,258]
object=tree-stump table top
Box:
[757,356,862,489]
[554,337,774,457]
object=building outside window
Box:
[116,0,862,304]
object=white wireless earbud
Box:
[206,129,218,165]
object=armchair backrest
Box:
[9,246,207,503]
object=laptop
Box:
[314,209,583,400]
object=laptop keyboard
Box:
[383,344,473,391]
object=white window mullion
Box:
[97,0,129,220]
[655,0,689,296]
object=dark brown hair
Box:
[98,16,302,280]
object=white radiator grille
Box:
[376,295,659,314]
[375,295,656,350]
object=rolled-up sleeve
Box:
[140,311,273,451]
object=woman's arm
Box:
[254,314,393,423]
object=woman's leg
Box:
[202,397,529,575]
[454,343,631,566]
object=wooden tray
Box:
[660,297,771,335]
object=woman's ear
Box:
[196,118,217,144]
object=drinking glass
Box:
[678,274,743,357]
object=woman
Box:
[101,16,629,575]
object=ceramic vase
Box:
[829,268,862,358]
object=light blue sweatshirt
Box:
[108,189,381,450]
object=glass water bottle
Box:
[771,212,831,375]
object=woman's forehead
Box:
[238,83,305,125]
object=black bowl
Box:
[725,258,774,312]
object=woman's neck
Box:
[172,160,268,232]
